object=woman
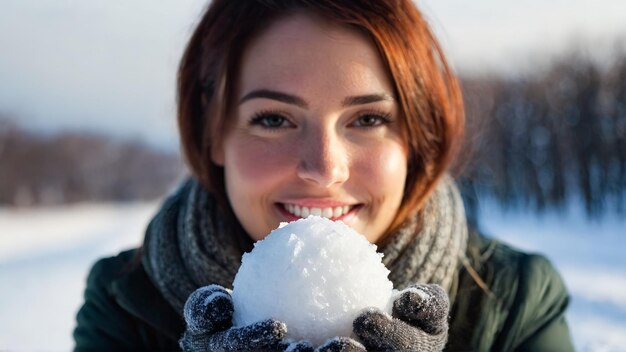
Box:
[73,0,575,351]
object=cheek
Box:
[354,142,407,191]
[224,137,294,191]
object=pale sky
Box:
[1,0,625,148]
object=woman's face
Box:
[213,14,408,243]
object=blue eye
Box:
[249,112,294,129]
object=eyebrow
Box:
[239,89,308,108]
[342,93,394,107]
[239,89,394,108]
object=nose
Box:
[296,127,349,188]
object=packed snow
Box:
[232,216,393,345]
[0,200,624,351]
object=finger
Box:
[184,285,233,334]
[315,337,366,352]
[209,319,287,351]
[393,284,449,335]
[276,339,314,352]
[354,308,446,351]
[248,339,313,352]
[179,330,210,352]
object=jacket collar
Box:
[110,261,185,341]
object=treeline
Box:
[459,48,626,217]
[0,119,183,206]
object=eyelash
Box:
[248,110,294,130]
[351,110,393,128]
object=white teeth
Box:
[284,203,353,219]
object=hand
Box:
[315,337,366,352]
[180,285,312,351]
[353,284,449,352]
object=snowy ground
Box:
[0,202,156,351]
[1,200,625,351]
[477,200,626,352]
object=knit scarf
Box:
[142,176,468,315]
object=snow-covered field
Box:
[1,200,625,351]
[478,200,626,352]
[0,202,156,350]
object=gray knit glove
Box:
[353,284,449,352]
[315,337,366,352]
[180,285,313,351]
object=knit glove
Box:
[315,337,366,352]
[179,285,313,351]
[353,283,449,352]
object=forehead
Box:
[237,13,394,99]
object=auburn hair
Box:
[177,0,464,242]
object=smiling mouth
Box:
[280,203,358,220]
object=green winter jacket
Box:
[73,230,574,351]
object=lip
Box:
[275,201,361,222]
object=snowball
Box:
[231,216,393,345]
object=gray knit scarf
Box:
[143,175,468,315]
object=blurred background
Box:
[1,0,625,350]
